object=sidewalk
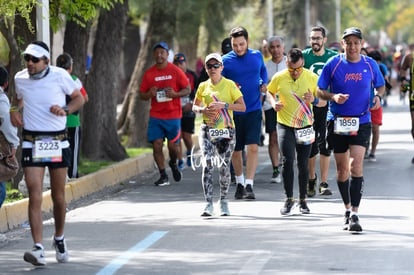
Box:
[0,152,155,233]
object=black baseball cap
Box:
[342,27,362,40]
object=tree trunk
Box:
[63,20,90,84]
[82,1,128,161]
[119,17,141,103]
[117,0,178,147]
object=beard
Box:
[312,44,322,53]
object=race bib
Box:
[156,89,172,102]
[334,117,359,136]
[32,136,62,162]
[295,126,315,145]
[208,128,230,140]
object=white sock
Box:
[245,179,253,187]
[54,235,64,241]
[35,243,44,250]
[236,175,245,185]
[350,211,358,217]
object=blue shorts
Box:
[148,117,181,144]
[234,109,262,151]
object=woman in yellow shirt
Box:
[193,53,246,217]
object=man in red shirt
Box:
[140,42,190,186]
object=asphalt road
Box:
[0,94,413,275]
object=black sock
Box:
[350,176,364,207]
[337,179,350,205]
[159,169,167,178]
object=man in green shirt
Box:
[302,26,338,197]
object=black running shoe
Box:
[234,183,245,200]
[348,214,363,233]
[245,184,255,200]
[169,160,182,182]
[319,182,332,195]
[154,176,170,186]
[280,199,295,215]
[299,200,310,214]
[307,174,317,197]
[343,211,351,230]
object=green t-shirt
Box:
[302,47,338,75]
[267,69,318,128]
[195,77,242,129]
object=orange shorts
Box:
[369,106,382,125]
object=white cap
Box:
[205,53,222,64]
[23,44,50,59]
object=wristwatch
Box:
[224,103,229,109]
[62,106,69,116]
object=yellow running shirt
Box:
[195,77,243,129]
[267,69,318,128]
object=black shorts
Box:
[21,129,71,169]
[327,121,371,154]
[181,116,195,134]
[310,106,331,157]
[264,108,277,133]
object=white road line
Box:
[96,231,168,275]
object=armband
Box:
[312,97,319,106]
[9,106,19,113]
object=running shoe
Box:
[319,182,332,195]
[368,154,376,162]
[245,184,255,200]
[299,200,310,214]
[154,176,170,186]
[53,237,69,263]
[343,210,351,230]
[178,159,185,171]
[271,168,282,183]
[348,214,363,232]
[201,202,214,216]
[23,245,46,266]
[411,156,414,164]
[220,200,230,216]
[234,183,245,199]
[169,160,182,182]
[307,174,317,197]
[280,199,295,215]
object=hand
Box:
[165,87,176,98]
[10,111,23,127]
[273,101,284,112]
[302,89,314,103]
[332,93,349,104]
[50,105,67,116]
[370,96,381,110]
[208,102,224,110]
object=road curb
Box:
[0,152,155,233]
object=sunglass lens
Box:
[24,54,40,63]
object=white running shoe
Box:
[23,245,46,266]
[53,237,69,263]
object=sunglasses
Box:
[288,66,303,73]
[24,54,41,63]
[206,63,221,69]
